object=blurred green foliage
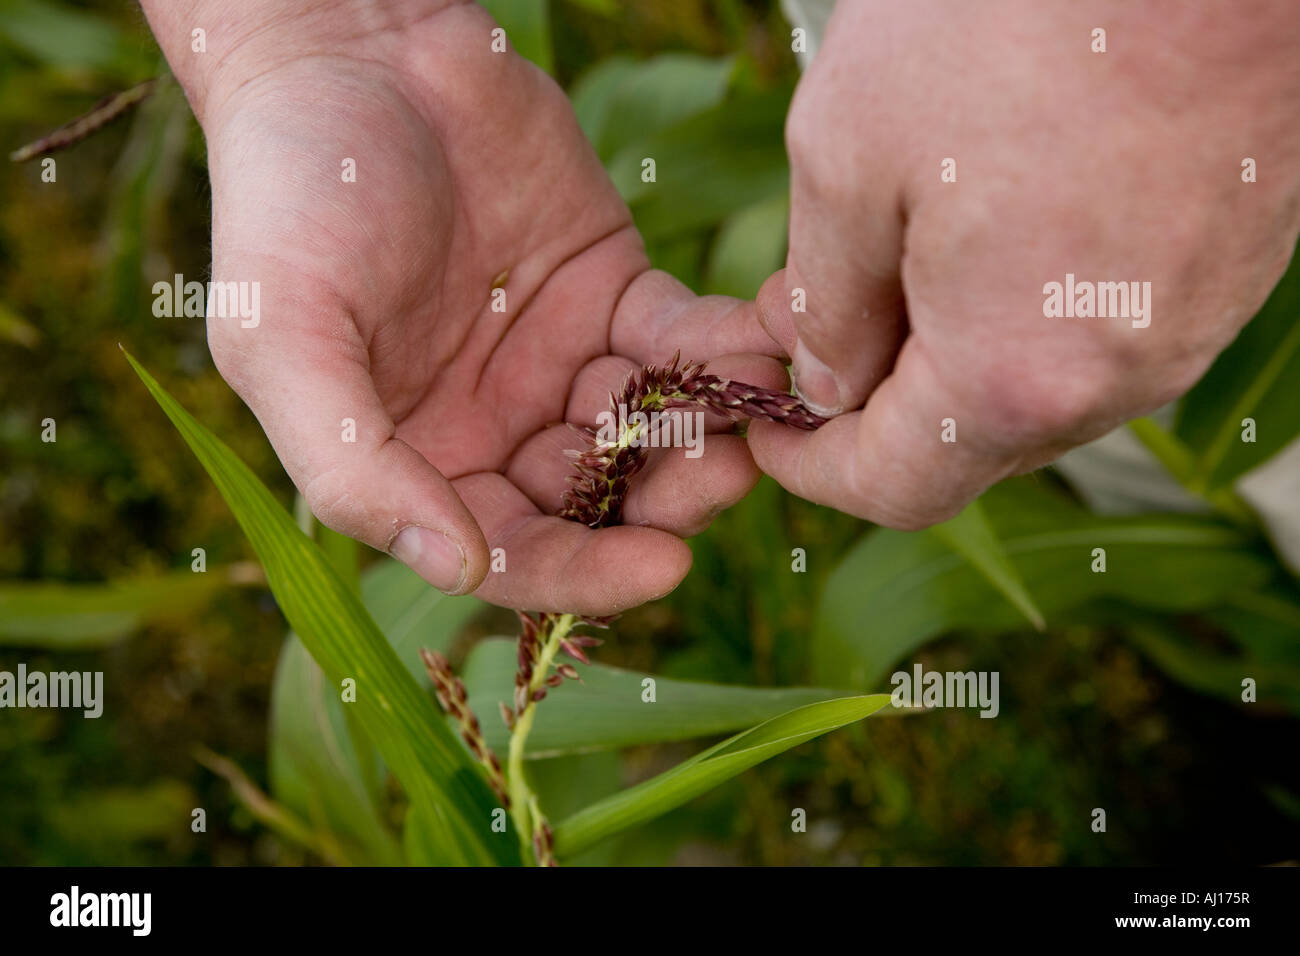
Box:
[2,0,1299,866]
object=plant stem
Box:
[9,78,160,163]
[507,612,574,860]
[1127,417,1257,526]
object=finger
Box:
[609,269,786,363]
[620,434,759,534]
[747,339,1014,529]
[755,267,797,357]
[504,424,607,516]
[506,426,759,536]
[453,472,692,615]
[777,146,908,416]
[205,281,489,595]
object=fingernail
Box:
[390,526,466,594]
[791,338,844,417]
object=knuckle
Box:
[301,466,364,539]
[784,91,842,187]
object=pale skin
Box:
[754,0,1300,529]
[140,0,788,616]
[142,0,1300,612]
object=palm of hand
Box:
[197,9,781,611]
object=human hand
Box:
[142,0,784,614]
[753,0,1300,529]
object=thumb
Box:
[206,286,489,595]
[768,160,908,417]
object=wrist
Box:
[139,0,458,127]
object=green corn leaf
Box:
[930,498,1045,632]
[1175,242,1300,491]
[460,637,846,757]
[1208,585,1300,665]
[270,560,486,866]
[643,232,710,290]
[0,568,243,648]
[528,751,625,865]
[0,0,148,78]
[813,478,1274,688]
[268,634,404,866]
[1123,611,1300,716]
[606,85,792,241]
[552,694,891,857]
[123,348,517,866]
[702,191,789,299]
[269,557,486,865]
[315,519,360,593]
[360,558,484,684]
[401,803,445,867]
[570,53,734,160]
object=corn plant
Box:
[123,347,891,866]
[447,352,835,863]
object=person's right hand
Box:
[143,0,785,615]
[752,0,1300,529]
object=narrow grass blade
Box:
[552,694,891,857]
[123,348,516,866]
